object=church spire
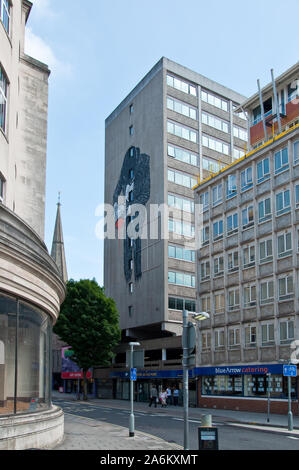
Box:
[51,193,68,283]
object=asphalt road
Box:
[53,398,299,450]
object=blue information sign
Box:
[130,368,137,381]
[283,365,297,377]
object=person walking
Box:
[149,385,158,408]
[160,389,167,408]
[166,386,172,405]
[173,386,179,406]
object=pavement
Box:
[51,391,299,450]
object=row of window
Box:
[168,270,195,288]
[201,184,298,244]
[200,274,294,310]
[167,96,197,120]
[167,168,197,189]
[168,218,195,238]
[168,296,196,312]
[201,319,295,349]
[168,193,194,213]
[200,233,295,280]
[167,143,198,166]
[0,64,8,133]
[168,244,195,262]
[0,0,10,35]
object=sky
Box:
[24,0,299,286]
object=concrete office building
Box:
[98,57,247,402]
[194,62,299,413]
[0,0,65,449]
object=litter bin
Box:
[198,427,219,450]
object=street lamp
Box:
[182,309,210,450]
[128,342,140,437]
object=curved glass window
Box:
[0,293,52,416]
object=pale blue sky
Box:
[25,0,299,285]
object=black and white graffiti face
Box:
[113,147,151,283]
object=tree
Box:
[53,279,121,400]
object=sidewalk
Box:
[52,391,299,450]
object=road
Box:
[53,397,299,450]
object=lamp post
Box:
[182,310,209,450]
[128,341,140,437]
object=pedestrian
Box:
[173,386,179,406]
[149,385,158,408]
[166,386,172,405]
[160,389,167,407]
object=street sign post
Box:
[283,365,297,377]
[130,368,137,381]
[283,364,297,431]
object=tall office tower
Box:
[100,57,247,401]
[194,62,299,414]
[0,0,65,449]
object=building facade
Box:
[98,57,247,401]
[194,62,299,413]
[0,0,65,449]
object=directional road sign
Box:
[283,365,297,377]
[130,368,137,381]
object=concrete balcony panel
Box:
[212,276,224,291]
[226,272,239,287]
[258,261,274,278]
[243,307,258,322]
[275,213,292,231]
[256,179,271,197]
[214,350,227,363]
[278,300,295,316]
[211,239,224,254]
[276,256,293,274]
[213,313,225,326]
[241,227,254,244]
[240,188,254,205]
[227,310,241,324]
[260,304,275,319]
[225,233,239,250]
[242,267,256,282]
[243,348,258,362]
[228,349,241,363]
[260,346,276,362]
[273,169,291,189]
[225,196,238,212]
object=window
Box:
[167,96,197,120]
[0,174,4,202]
[128,306,133,317]
[200,191,209,212]
[243,245,255,268]
[202,332,211,350]
[201,225,209,246]
[215,292,224,313]
[212,183,222,206]
[244,285,256,307]
[129,104,134,114]
[226,174,237,199]
[294,141,299,165]
[242,205,254,228]
[201,295,211,313]
[274,148,289,174]
[227,212,238,235]
[129,147,134,157]
[278,275,293,300]
[168,271,195,288]
[276,189,290,216]
[201,90,228,112]
[288,80,299,103]
[215,330,225,348]
[129,125,134,135]
[167,169,197,189]
[203,157,221,173]
[233,148,245,160]
[167,74,197,96]
[0,64,8,133]
[202,134,229,155]
[167,144,198,166]
[228,251,239,272]
[228,328,240,347]
[129,282,133,294]
[202,111,229,133]
[261,323,274,345]
[213,219,223,240]
[233,125,248,141]
[296,184,299,207]
[245,325,256,346]
[168,297,196,312]
[277,232,292,258]
[241,167,253,191]
[228,289,239,310]
[168,194,194,213]
[252,97,272,125]
[214,255,224,276]
[259,239,273,262]
[257,157,270,183]
[167,120,197,143]
[1,0,10,34]
[168,244,195,262]
[260,280,274,305]
[200,260,210,281]
[280,319,294,344]
[129,190,133,202]
[258,197,271,222]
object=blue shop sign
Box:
[110,369,193,379]
[194,364,285,376]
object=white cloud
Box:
[25,27,72,78]
[30,0,56,19]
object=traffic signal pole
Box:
[182,309,190,450]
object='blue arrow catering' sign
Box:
[283,365,297,377]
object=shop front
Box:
[195,364,298,414]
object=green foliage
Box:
[53,279,121,371]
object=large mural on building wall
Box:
[113,146,150,283]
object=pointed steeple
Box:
[51,193,68,283]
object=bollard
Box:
[201,414,212,427]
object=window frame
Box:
[274,147,289,175]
